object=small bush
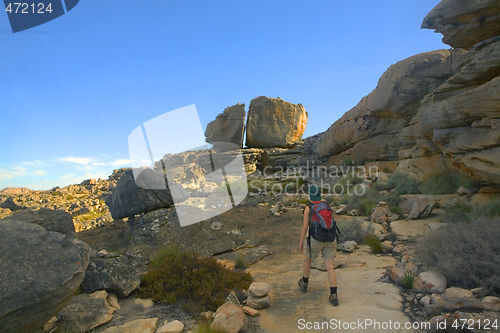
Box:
[140,246,253,314]
[376,172,420,195]
[343,158,354,166]
[344,188,402,216]
[416,217,500,295]
[234,254,247,269]
[400,271,415,289]
[337,218,370,244]
[365,235,383,254]
[419,173,475,195]
[441,198,500,223]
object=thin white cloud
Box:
[57,157,95,165]
[108,159,132,167]
[0,166,27,182]
[22,160,45,167]
[31,170,47,176]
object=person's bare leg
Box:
[324,258,337,287]
[302,257,312,278]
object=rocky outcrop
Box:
[316,49,468,160]
[0,220,90,332]
[246,96,308,148]
[105,168,187,219]
[422,0,500,50]
[205,103,246,147]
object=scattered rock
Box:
[248,282,270,298]
[481,296,500,312]
[225,291,241,306]
[407,198,436,219]
[338,240,358,253]
[157,320,184,333]
[413,271,447,294]
[242,306,260,317]
[381,240,393,253]
[245,96,308,148]
[101,318,159,333]
[246,295,270,309]
[134,298,154,308]
[388,266,405,283]
[56,290,116,332]
[81,253,146,297]
[107,293,120,310]
[0,220,90,333]
[210,303,247,333]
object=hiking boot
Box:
[329,293,339,306]
[298,278,308,293]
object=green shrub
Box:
[365,235,383,254]
[400,271,415,289]
[140,246,252,314]
[337,218,370,244]
[416,217,500,295]
[344,188,402,216]
[343,158,354,166]
[419,173,475,195]
[376,172,420,195]
[441,198,500,223]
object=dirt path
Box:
[247,245,412,333]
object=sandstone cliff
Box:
[316,0,500,184]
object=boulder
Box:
[1,207,75,236]
[210,303,247,333]
[0,220,90,332]
[481,296,500,312]
[422,0,500,49]
[205,103,246,147]
[245,96,308,148]
[242,306,260,317]
[247,282,270,298]
[81,253,146,297]
[413,271,447,293]
[56,291,116,332]
[102,318,159,333]
[338,240,358,253]
[407,198,436,219]
[423,288,481,315]
[105,168,188,219]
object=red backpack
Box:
[308,201,339,242]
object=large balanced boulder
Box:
[205,103,246,147]
[1,207,76,236]
[245,96,308,148]
[105,168,188,219]
[422,0,500,50]
[0,220,90,332]
[81,253,146,297]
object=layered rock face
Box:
[316,0,500,184]
[246,96,308,148]
[0,210,90,332]
[422,0,500,50]
[205,103,246,147]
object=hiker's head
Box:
[308,184,321,201]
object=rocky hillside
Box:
[315,0,500,185]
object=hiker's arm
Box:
[299,206,309,252]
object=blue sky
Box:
[0,0,446,190]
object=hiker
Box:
[298,184,339,306]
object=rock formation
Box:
[315,0,500,185]
[246,96,308,148]
[0,217,90,332]
[422,0,500,50]
[205,103,246,147]
[105,168,188,219]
